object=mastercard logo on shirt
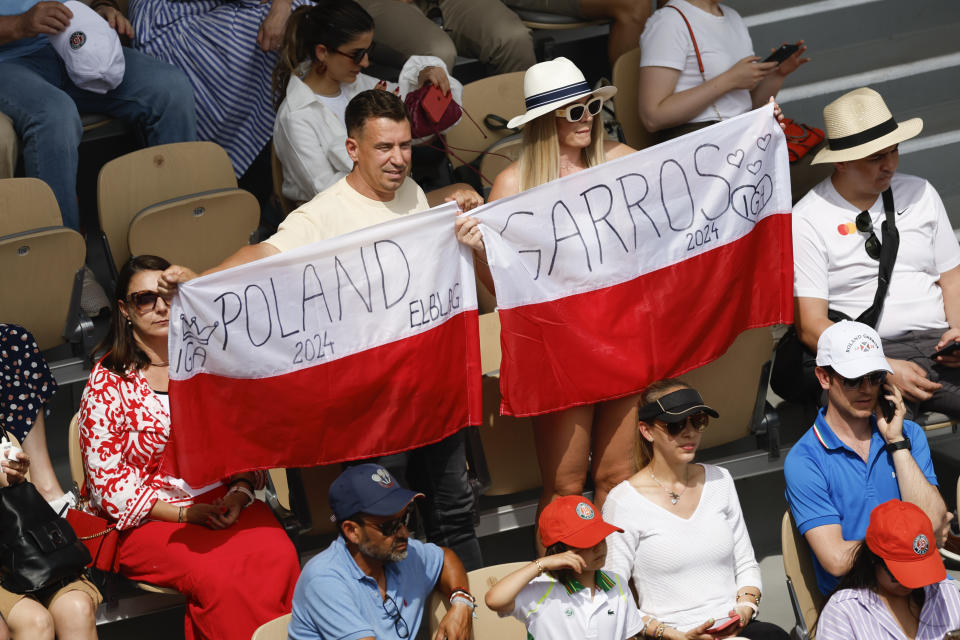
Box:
[837,222,857,236]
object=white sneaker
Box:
[80,266,110,318]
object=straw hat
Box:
[507,57,617,129]
[811,87,922,164]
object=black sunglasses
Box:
[855,211,881,260]
[370,510,413,537]
[835,370,887,389]
[656,413,709,437]
[333,42,375,65]
[382,594,410,638]
[127,289,162,312]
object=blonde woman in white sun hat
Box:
[455,57,637,552]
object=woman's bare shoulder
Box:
[488,161,521,202]
[603,140,637,160]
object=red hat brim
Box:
[541,518,623,549]
[884,550,946,589]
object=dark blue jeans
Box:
[0,44,196,231]
[377,430,483,571]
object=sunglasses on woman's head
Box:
[657,413,709,436]
[333,43,375,65]
[555,97,604,123]
[127,290,161,313]
[836,370,887,389]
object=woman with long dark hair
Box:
[78,255,301,640]
[272,0,464,204]
[817,499,960,639]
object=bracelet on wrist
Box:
[177,505,185,523]
[738,600,759,616]
[736,591,761,604]
[227,484,255,508]
[654,622,667,640]
[534,559,544,576]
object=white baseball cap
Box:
[815,320,893,379]
[48,1,125,95]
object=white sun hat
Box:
[507,57,616,130]
[811,87,922,165]
[48,1,125,95]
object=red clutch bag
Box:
[64,508,119,572]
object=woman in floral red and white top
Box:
[78,254,300,640]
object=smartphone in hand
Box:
[707,614,740,635]
[931,341,960,359]
[763,43,800,64]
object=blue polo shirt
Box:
[288,536,445,640]
[784,408,938,594]
[0,1,63,62]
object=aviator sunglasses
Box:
[836,370,887,389]
[855,211,882,260]
[555,97,604,123]
[369,509,413,537]
[127,290,162,313]
[333,42,375,65]
[657,413,710,436]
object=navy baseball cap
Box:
[329,464,423,521]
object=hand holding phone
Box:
[931,341,960,360]
[763,43,800,65]
[706,614,740,635]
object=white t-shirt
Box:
[265,176,430,253]
[602,464,762,632]
[640,0,753,123]
[792,173,960,339]
[506,571,644,640]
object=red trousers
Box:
[117,489,300,640]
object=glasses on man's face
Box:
[657,413,709,437]
[382,594,410,638]
[333,43,375,65]
[555,97,604,123]
[836,370,887,390]
[855,211,882,260]
[370,510,413,537]
[127,290,162,313]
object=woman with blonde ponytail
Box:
[272,0,463,204]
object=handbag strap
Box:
[854,187,899,328]
[665,5,722,122]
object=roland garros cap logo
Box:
[913,534,930,556]
[69,31,86,50]
[845,334,880,353]
[371,468,394,488]
[575,502,595,520]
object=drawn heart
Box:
[726,149,744,168]
[756,134,771,151]
[731,174,774,222]
[747,160,762,175]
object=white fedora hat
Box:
[507,57,616,130]
[811,87,922,164]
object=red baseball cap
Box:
[865,499,945,589]
[538,496,623,549]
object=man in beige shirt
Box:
[160,88,486,569]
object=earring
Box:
[125,318,132,327]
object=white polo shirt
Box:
[792,173,960,339]
[504,570,644,640]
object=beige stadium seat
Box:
[428,562,529,639]
[478,134,523,194]
[782,511,824,639]
[510,8,607,30]
[251,613,291,640]
[69,413,181,596]
[680,327,775,451]
[97,141,253,275]
[475,311,541,496]
[611,47,654,152]
[0,178,87,351]
[443,72,525,172]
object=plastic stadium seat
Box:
[782,510,824,639]
[443,72,525,171]
[611,47,654,152]
[251,613,291,640]
[428,562,529,639]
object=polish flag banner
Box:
[162,203,482,485]
[474,105,793,416]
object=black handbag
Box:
[0,479,91,594]
[771,188,899,403]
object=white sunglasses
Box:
[555,97,604,123]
